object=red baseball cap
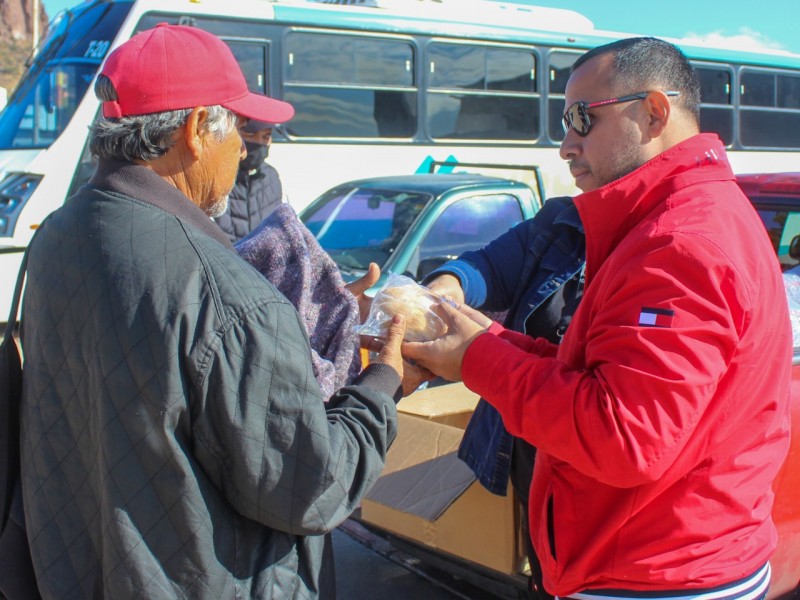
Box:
[100,23,294,123]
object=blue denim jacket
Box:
[424,197,585,494]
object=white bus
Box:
[2,0,800,319]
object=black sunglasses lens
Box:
[563,102,590,136]
[561,113,570,135]
[573,103,590,135]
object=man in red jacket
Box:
[404,37,791,600]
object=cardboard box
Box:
[395,381,480,429]
[360,383,523,575]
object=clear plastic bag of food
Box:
[354,273,454,342]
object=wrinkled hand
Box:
[402,302,488,382]
[361,323,435,396]
[345,262,379,323]
[424,273,465,305]
[400,360,436,396]
[373,314,406,382]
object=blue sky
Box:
[40,0,800,56]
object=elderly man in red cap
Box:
[19,24,407,599]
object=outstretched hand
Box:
[362,321,436,396]
[345,262,379,323]
[402,301,488,383]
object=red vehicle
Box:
[738,172,800,600]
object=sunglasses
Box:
[561,90,680,137]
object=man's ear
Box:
[182,106,209,160]
[644,91,671,137]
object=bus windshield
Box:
[0,1,132,150]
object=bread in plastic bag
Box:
[354,273,453,342]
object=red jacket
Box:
[463,134,792,596]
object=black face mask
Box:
[240,141,269,172]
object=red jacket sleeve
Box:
[488,321,559,357]
[462,236,752,488]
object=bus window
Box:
[696,66,733,146]
[427,42,538,141]
[488,49,535,92]
[740,69,800,148]
[741,71,775,106]
[547,51,580,142]
[284,32,416,138]
[700,107,734,146]
[740,109,800,148]
[778,73,800,109]
[697,66,731,103]
[225,42,267,95]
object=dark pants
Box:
[510,437,554,600]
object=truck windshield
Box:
[301,186,431,273]
[0,1,132,150]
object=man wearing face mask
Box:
[215,119,283,243]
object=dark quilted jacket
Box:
[215,163,282,243]
[19,160,401,599]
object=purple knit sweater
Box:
[235,204,362,399]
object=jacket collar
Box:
[574,133,733,284]
[551,198,585,234]
[88,158,235,250]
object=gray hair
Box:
[90,75,239,161]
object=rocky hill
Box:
[0,0,50,94]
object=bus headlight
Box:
[0,173,42,235]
